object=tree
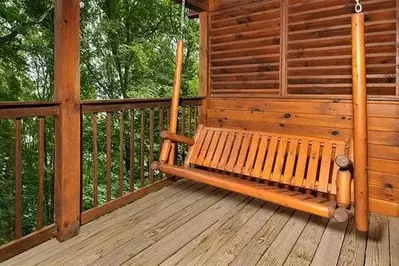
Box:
[0,0,199,245]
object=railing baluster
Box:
[92,114,98,207]
[158,108,164,180]
[188,106,192,139]
[194,106,198,131]
[167,108,170,127]
[159,108,164,150]
[37,118,45,229]
[15,119,22,239]
[149,109,155,183]
[106,112,112,202]
[181,107,186,160]
[118,112,124,197]
[140,110,145,187]
[129,110,135,191]
[78,98,203,224]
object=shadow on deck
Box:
[3,179,399,266]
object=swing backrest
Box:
[185,126,350,195]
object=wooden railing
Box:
[0,102,59,261]
[0,97,203,262]
[80,97,202,223]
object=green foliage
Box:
[0,0,199,245]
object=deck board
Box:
[311,219,348,266]
[2,180,399,266]
[174,198,263,266]
[284,215,329,266]
[337,217,367,266]
[365,213,390,266]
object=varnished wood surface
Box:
[3,180,398,266]
[207,0,398,97]
[207,97,399,217]
[187,125,349,195]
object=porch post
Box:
[54,0,81,241]
[198,11,209,125]
[352,13,369,232]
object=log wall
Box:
[206,98,399,216]
[208,0,398,97]
[203,0,399,216]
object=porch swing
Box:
[153,0,370,231]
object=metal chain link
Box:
[355,0,362,13]
[180,0,186,39]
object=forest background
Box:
[0,0,199,245]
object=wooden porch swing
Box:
[153,0,370,231]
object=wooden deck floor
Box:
[3,180,399,266]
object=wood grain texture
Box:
[54,0,81,241]
[311,219,348,266]
[365,213,390,266]
[284,216,329,266]
[189,126,347,197]
[257,211,311,266]
[205,203,280,266]
[175,198,263,266]
[231,207,294,266]
[337,217,367,266]
[207,97,399,216]
[3,184,399,266]
[390,217,399,266]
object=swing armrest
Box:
[160,131,195,146]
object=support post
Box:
[54,0,81,241]
[351,13,369,232]
[168,41,184,165]
[198,12,209,125]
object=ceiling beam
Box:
[188,10,200,19]
[173,0,208,12]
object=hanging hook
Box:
[355,0,362,13]
[180,0,186,39]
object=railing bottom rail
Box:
[0,224,57,263]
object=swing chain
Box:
[355,0,362,13]
[180,0,186,39]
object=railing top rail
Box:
[81,97,204,114]
[0,101,61,119]
[0,101,61,108]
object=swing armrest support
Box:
[160,130,195,146]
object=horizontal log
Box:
[210,0,278,13]
[370,198,399,217]
[81,97,204,114]
[208,98,399,118]
[207,108,399,132]
[0,102,60,119]
[369,171,399,190]
[207,118,399,146]
[0,224,57,263]
[160,131,195,146]
[158,163,336,218]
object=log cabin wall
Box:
[202,0,399,216]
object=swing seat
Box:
[154,125,353,222]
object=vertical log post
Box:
[167,41,184,165]
[199,12,209,124]
[54,0,81,241]
[352,13,369,232]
